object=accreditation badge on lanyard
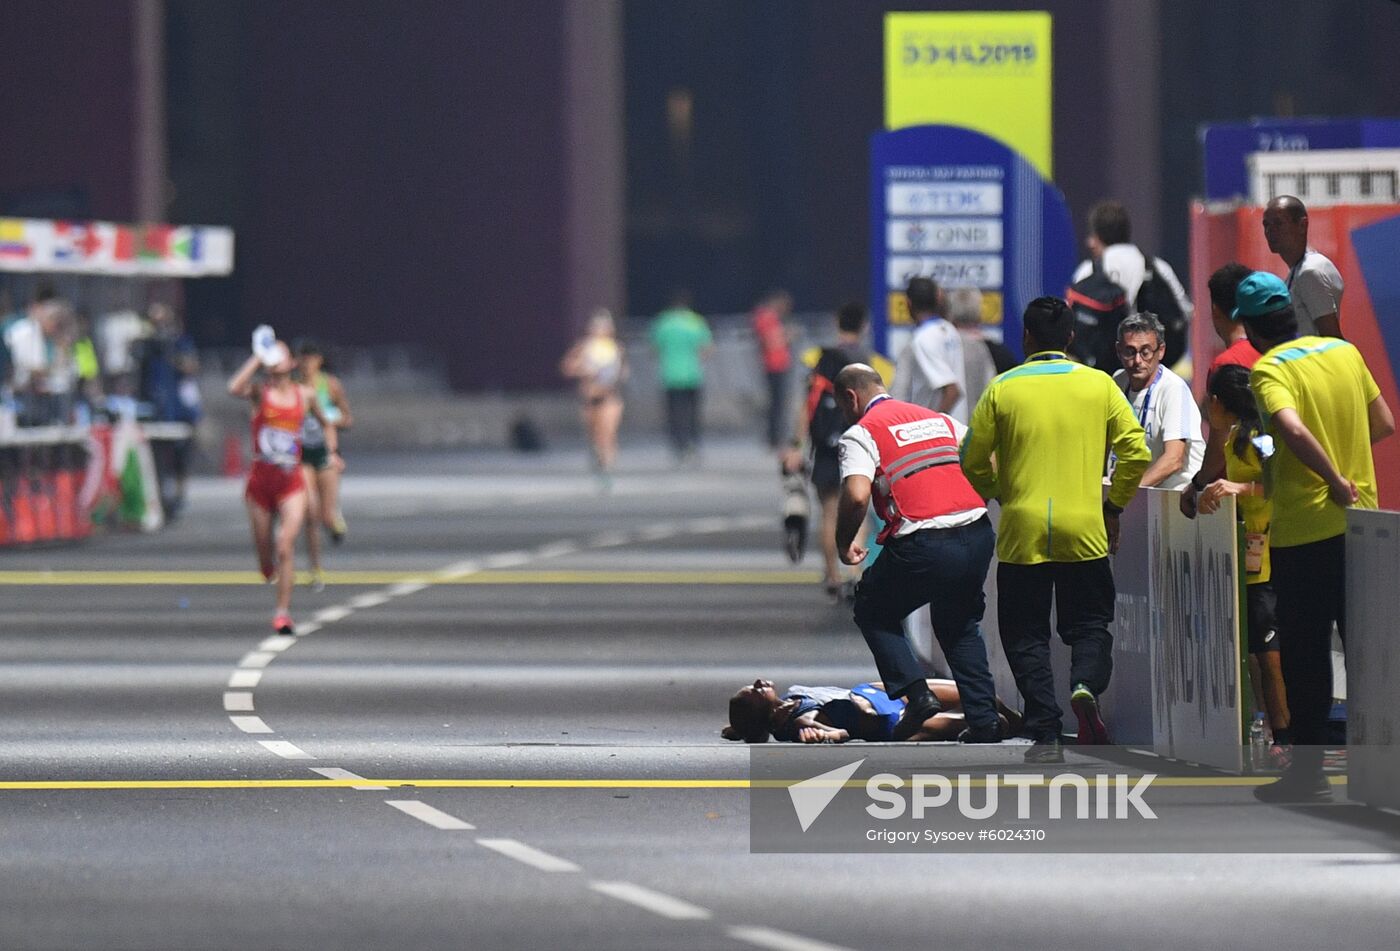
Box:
[1108,366,1162,476]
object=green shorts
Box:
[302,445,331,471]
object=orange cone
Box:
[11,481,36,543]
[33,475,57,541]
[54,469,76,539]
[0,493,11,545]
[223,433,245,478]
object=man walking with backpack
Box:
[784,301,893,602]
[1068,201,1193,371]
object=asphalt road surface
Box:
[1,438,1397,950]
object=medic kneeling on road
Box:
[831,364,1003,744]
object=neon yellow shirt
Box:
[961,351,1149,565]
[1223,425,1270,584]
[1251,336,1381,548]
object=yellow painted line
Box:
[0,570,821,586]
[0,776,1346,791]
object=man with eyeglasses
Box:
[1110,312,1204,491]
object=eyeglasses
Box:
[1118,344,1163,362]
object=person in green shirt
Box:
[1234,272,1395,802]
[649,291,713,461]
[961,296,1149,763]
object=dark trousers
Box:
[664,387,702,455]
[764,370,789,449]
[998,559,1116,742]
[1271,534,1345,759]
[852,516,999,729]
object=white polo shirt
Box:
[1111,364,1204,491]
[890,317,968,422]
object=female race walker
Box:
[559,308,626,487]
[229,334,341,633]
[295,340,354,590]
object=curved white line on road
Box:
[229,715,273,734]
[729,925,857,951]
[589,881,712,920]
[222,691,255,712]
[476,838,579,873]
[258,740,314,760]
[385,800,474,830]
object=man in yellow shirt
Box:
[1237,272,1395,802]
[961,297,1149,762]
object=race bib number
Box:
[258,426,300,467]
[889,416,952,448]
[1245,532,1266,575]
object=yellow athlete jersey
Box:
[1250,337,1381,548]
[961,351,1149,565]
[1223,425,1270,584]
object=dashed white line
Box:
[533,540,580,559]
[229,715,274,734]
[728,925,856,951]
[237,651,276,669]
[687,516,731,534]
[314,606,353,624]
[258,740,314,760]
[589,881,711,921]
[258,635,297,652]
[476,838,580,872]
[228,670,262,688]
[309,767,389,791]
[637,523,678,541]
[347,592,390,610]
[296,622,322,636]
[482,551,532,570]
[387,580,430,597]
[222,691,255,712]
[587,531,631,548]
[385,800,474,830]
[435,559,480,578]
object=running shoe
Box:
[1071,683,1111,745]
[331,513,348,545]
[272,614,295,635]
[309,569,325,593]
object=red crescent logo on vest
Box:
[889,417,953,448]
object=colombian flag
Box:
[0,219,31,258]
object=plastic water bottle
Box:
[1249,712,1269,771]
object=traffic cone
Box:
[33,475,57,541]
[11,480,36,543]
[223,433,245,478]
[0,491,11,545]
[54,468,76,540]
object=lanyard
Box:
[860,393,892,419]
[1135,366,1164,429]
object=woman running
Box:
[229,337,340,634]
[559,308,625,485]
[296,340,354,589]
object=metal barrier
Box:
[1345,508,1400,810]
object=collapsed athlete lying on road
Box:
[721,679,1022,744]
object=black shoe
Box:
[1252,769,1332,804]
[1024,739,1064,764]
[892,696,943,741]
[958,722,1002,744]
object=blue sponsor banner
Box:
[1201,118,1400,201]
[870,124,1074,362]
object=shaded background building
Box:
[3,0,1399,390]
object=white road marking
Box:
[475,838,579,872]
[314,606,353,623]
[734,514,769,530]
[229,715,273,734]
[309,767,388,791]
[637,523,677,541]
[228,670,262,688]
[222,691,255,712]
[687,516,731,534]
[533,541,579,559]
[258,635,296,652]
[387,580,430,597]
[348,592,390,610]
[385,800,474,830]
[588,881,711,920]
[587,531,631,548]
[482,551,531,570]
[258,740,314,760]
[237,651,276,669]
[297,622,322,636]
[436,559,480,578]
[728,926,856,951]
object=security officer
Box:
[960,297,1149,763]
[833,363,1000,743]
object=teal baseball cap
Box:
[1233,271,1291,319]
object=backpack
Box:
[1065,261,1129,371]
[1135,251,1189,367]
[805,346,866,450]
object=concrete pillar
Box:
[132,0,169,222]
